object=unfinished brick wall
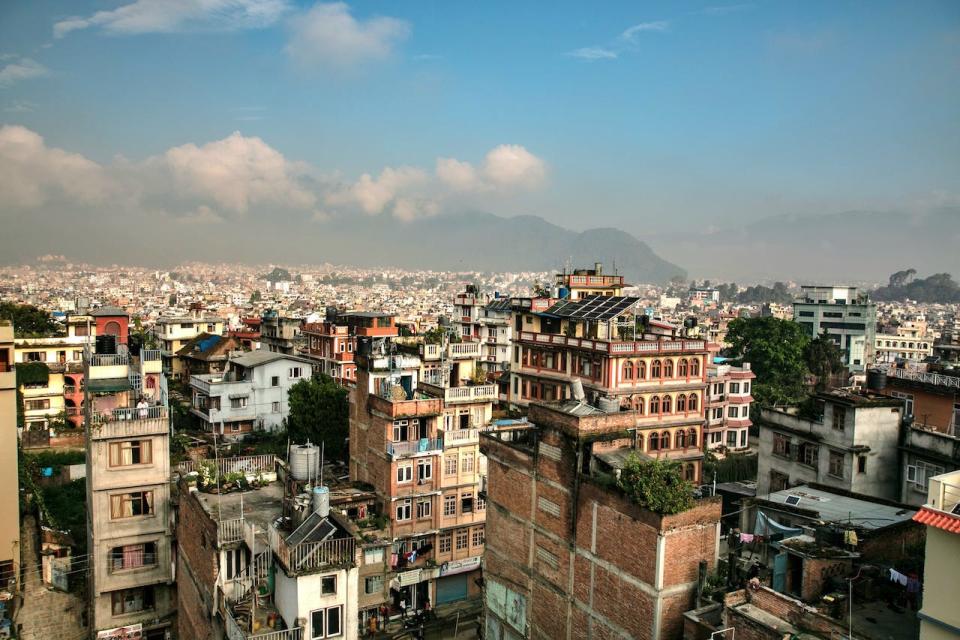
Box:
[176,487,220,640]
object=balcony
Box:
[218,517,247,546]
[387,438,443,459]
[448,342,481,359]
[516,331,705,356]
[269,525,355,575]
[442,428,479,448]
[89,352,129,367]
[89,406,168,440]
[443,384,498,404]
[368,394,442,419]
[890,367,960,390]
[225,604,303,640]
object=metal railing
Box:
[176,454,276,477]
[141,349,163,361]
[225,604,303,640]
[387,438,443,458]
[218,518,246,546]
[890,367,960,390]
[269,526,355,574]
[92,405,167,423]
[517,331,705,355]
[89,352,129,367]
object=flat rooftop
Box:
[762,485,916,530]
[194,481,284,544]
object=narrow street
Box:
[13,514,88,640]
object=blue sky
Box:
[1,0,958,241]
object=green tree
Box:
[616,456,695,515]
[0,302,58,337]
[286,374,349,461]
[249,290,262,303]
[805,330,845,391]
[724,317,810,406]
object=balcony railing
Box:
[269,526,355,575]
[448,342,482,359]
[890,367,960,390]
[444,384,498,404]
[176,454,277,478]
[225,604,303,640]
[516,331,705,356]
[387,438,443,458]
[218,518,246,546]
[141,349,162,361]
[442,428,479,447]
[89,350,130,367]
[90,406,168,440]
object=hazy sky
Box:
[1,0,958,266]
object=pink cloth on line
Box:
[739,533,755,543]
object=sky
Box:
[0,0,958,274]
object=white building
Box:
[793,285,877,373]
[190,350,313,439]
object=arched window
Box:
[623,361,634,380]
[637,361,646,380]
[634,396,645,414]
[104,321,121,336]
[650,396,660,414]
[677,394,687,412]
[688,428,698,448]
[676,429,686,448]
[678,359,688,377]
[664,360,674,378]
[688,394,698,411]
[662,395,672,414]
[685,464,695,481]
[661,430,671,449]
[652,360,662,378]
[649,432,660,451]
[690,358,700,376]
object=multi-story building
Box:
[553,262,625,300]
[349,337,492,619]
[792,285,877,372]
[885,365,960,434]
[153,309,225,379]
[84,322,175,639]
[912,469,960,639]
[174,332,243,381]
[0,322,21,582]
[189,350,313,438]
[478,297,514,375]
[756,389,904,500]
[875,331,934,364]
[302,310,399,384]
[509,281,709,482]
[703,360,755,452]
[260,311,302,355]
[480,402,722,640]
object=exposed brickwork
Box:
[176,487,221,640]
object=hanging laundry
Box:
[906,577,921,594]
[390,553,399,568]
[844,530,858,546]
[889,568,908,586]
[739,533,755,543]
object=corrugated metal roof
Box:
[762,485,916,530]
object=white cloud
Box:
[621,21,670,40]
[436,157,480,191]
[0,57,49,87]
[482,145,546,188]
[155,131,316,214]
[0,125,108,207]
[54,0,290,38]
[326,165,427,214]
[566,47,618,61]
[286,2,410,70]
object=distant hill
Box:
[649,207,960,282]
[329,212,685,284]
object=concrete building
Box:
[793,286,877,373]
[553,262,625,300]
[84,326,175,639]
[349,336,492,622]
[756,389,904,500]
[302,310,399,384]
[874,332,934,365]
[189,350,313,438]
[153,310,225,379]
[260,311,302,355]
[0,322,21,583]
[509,282,709,482]
[478,297,514,375]
[480,402,721,640]
[912,470,960,639]
[884,365,959,434]
[703,361,755,452]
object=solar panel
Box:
[544,296,639,321]
[784,495,802,506]
[951,502,960,516]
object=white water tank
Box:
[597,396,621,413]
[289,442,319,481]
[313,485,330,518]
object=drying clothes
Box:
[844,530,859,546]
[390,553,399,568]
[739,533,755,543]
[906,578,921,594]
[754,511,804,538]
[889,569,908,586]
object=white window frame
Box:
[310,605,343,639]
[397,465,412,484]
[395,500,412,521]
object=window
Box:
[230,396,248,409]
[637,361,646,379]
[832,406,846,431]
[773,433,790,458]
[661,430,671,449]
[477,495,486,511]
[712,407,723,420]
[727,430,738,447]
[651,360,662,378]
[461,492,474,514]
[688,394,698,411]
[664,360,674,378]
[417,499,432,519]
[892,392,914,416]
[365,576,383,595]
[907,462,944,489]
[799,443,819,467]
[678,359,688,377]
[444,494,457,516]
[321,575,337,595]
[311,606,343,639]
[364,547,384,565]
[662,395,672,413]
[109,542,157,571]
[25,351,46,362]
[770,470,789,492]
[462,452,475,473]
[857,456,867,473]
[729,382,740,394]
[417,459,432,482]
[224,547,244,579]
[395,500,411,521]
[727,406,738,418]
[743,382,750,394]
[444,454,457,476]
[289,367,303,379]
[110,491,154,519]
[690,358,700,376]
[650,396,660,414]
[271,375,280,387]
[623,361,634,380]
[676,429,686,448]
[397,465,412,484]
[536,546,559,571]
[649,432,660,451]
[829,451,845,478]
[688,428,697,448]
[472,526,485,547]
[439,531,452,553]
[677,394,687,412]
[111,587,155,616]
[740,430,747,448]
[455,528,469,550]
[109,440,152,467]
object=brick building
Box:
[481,402,721,640]
[302,310,398,384]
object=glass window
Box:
[110,491,154,519]
[364,547,384,565]
[111,587,155,616]
[472,526,485,547]
[397,465,412,484]
[109,542,157,572]
[395,500,411,521]
[321,575,336,595]
[455,528,469,550]
[829,451,845,478]
[444,494,456,516]
[444,454,457,475]
[109,440,152,467]
[417,499,431,519]
[365,576,383,595]
[439,531,452,553]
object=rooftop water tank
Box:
[313,485,330,518]
[866,368,887,392]
[289,442,319,481]
[597,396,621,413]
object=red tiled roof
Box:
[913,507,960,534]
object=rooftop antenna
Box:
[319,441,325,488]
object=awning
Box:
[87,378,132,393]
